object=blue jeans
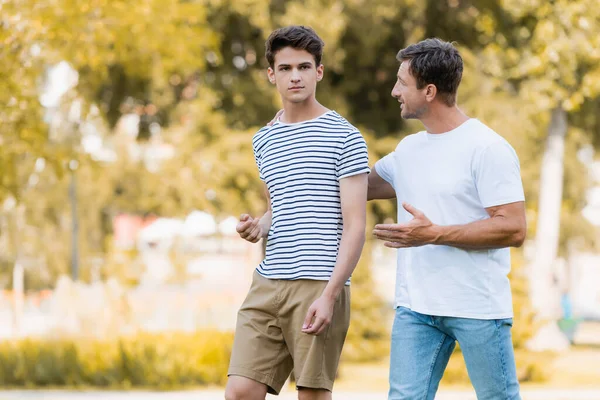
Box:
[389,307,521,400]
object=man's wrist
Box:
[430,224,445,245]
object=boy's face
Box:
[268,47,323,104]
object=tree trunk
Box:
[527,106,570,351]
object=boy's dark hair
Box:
[397,38,463,106]
[265,26,324,68]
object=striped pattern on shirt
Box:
[252,110,370,282]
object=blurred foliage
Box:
[1,0,598,285]
[343,238,391,363]
[1,0,599,378]
[0,331,233,388]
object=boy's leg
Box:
[388,307,455,400]
[279,279,351,394]
[443,317,521,400]
[225,376,268,400]
[297,388,331,400]
[227,271,294,396]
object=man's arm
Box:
[373,201,526,250]
[302,173,368,335]
[367,167,396,200]
[236,183,272,243]
[435,201,526,249]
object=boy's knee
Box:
[225,376,267,400]
[297,388,332,400]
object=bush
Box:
[343,239,392,363]
[0,331,233,388]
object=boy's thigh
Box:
[228,272,293,395]
[281,281,351,392]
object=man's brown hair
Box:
[397,38,463,106]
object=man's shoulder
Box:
[465,120,512,149]
[396,131,426,150]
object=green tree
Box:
[476,0,600,350]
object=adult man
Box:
[225,26,369,400]
[368,38,526,400]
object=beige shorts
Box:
[228,271,351,395]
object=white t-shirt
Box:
[375,118,525,319]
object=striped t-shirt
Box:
[252,110,370,282]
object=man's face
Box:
[268,47,323,104]
[391,61,428,119]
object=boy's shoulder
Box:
[326,110,360,134]
[253,110,358,147]
[252,124,273,148]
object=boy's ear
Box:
[267,67,276,84]
[316,64,324,82]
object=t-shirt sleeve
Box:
[474,140,525,208]
[336,130,370,180]
[374,152,396,189]
[252,137,265,181]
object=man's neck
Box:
[280,100,329,124]
[420,105,470,134]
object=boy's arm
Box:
[302,173,368,335]
[236,183,272,242]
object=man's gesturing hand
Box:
[372,202,440,248]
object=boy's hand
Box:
[302,295,335,336]
[236,214,266,243]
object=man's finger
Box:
[373,229,404,240]
[267,109,284,126]
[402,202,422,217]
[302,308,316,330]
[240,214,251,222]
[372,229,393,238]
[384,241,407,248]
[373,223,407,231]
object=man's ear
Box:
[425,84,437,102]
